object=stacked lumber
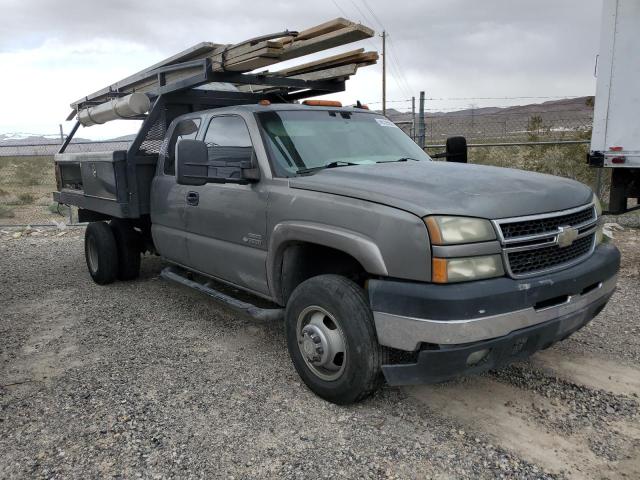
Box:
[73,18,377,109]
[238,48,378,92]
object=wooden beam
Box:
[274,17,354,46]
[271,49,377,77]
[278,24,375,61]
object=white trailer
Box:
[589,0,640,214]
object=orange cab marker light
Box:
[302,100,342,107]
[432,258,448,283]
[258,99,271,106]
[424,217,443,245]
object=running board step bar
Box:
[160,266,284,322]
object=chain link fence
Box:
[0,107,608,226]
[0,140,130,226]
[388,108,608,200]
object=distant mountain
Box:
[107,134,137,142]
[378,96,594,142]
[0,133,91,146]
[379,96,594,121]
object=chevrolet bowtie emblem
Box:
[557,226,579,247]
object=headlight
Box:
[425,216,496,245]
[432,255,504,283]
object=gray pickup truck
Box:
[55,101,620,404]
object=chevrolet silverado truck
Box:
[54,42,620,404]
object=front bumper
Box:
[367,243,620,385]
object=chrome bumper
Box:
[373,275,616,351]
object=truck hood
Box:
[288,161,593,219]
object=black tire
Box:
[110,219,141,281]
[84,222,118,285]
[285,274,382,404]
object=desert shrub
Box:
[0,204,15,218]
[36,195,52,206]
[17,193,35,204]
[48,202,70,216]
[10,158,53,187]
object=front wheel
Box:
[285,274,382,404]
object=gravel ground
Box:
[1,226,639,479]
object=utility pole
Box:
[418,91,425,149]
[381,30,386,116]
[411,96,416,141]
[59,124,64,144]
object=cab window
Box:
[164,118,200,175]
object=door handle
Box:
[186,191,199,206]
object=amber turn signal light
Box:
[302,100,342,107]
[432,258,448,283]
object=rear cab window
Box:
[163,118,201,175]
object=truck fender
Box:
[267,221,389,304]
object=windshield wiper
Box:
[376,157,421,163]
[296,161,359,175]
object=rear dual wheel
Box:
[84,221,141,285]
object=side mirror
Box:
[176,140,260,186]
[445,136,468,163]
[208,146,260,184]
[177,139,208,186]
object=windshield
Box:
[257,110,431,176]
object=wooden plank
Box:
[289,63,359,81]
[273,48,364,75]
[213,40,283,62]
[223,46,283,65]
[278,24,375,61]
[272,49,378,77]
[238,61,373,92]
[217,24,375,74]
[275,17,354,46]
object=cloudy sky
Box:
[0,0,603,139]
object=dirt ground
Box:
[0,227,639,479]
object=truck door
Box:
[150,118,201,266]
[185,115,270,296]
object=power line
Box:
[360,0,386,31]
[385,38,413,97]
[351,1,413,98]
[330,0,351,18]
[347,0,371,24]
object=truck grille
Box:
[507,234,595,276]
[500,207,595,239]
[494,204,598,278]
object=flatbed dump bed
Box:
[54,18,377,219]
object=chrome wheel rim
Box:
[87,236,99,273]
[296,306,347,381]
